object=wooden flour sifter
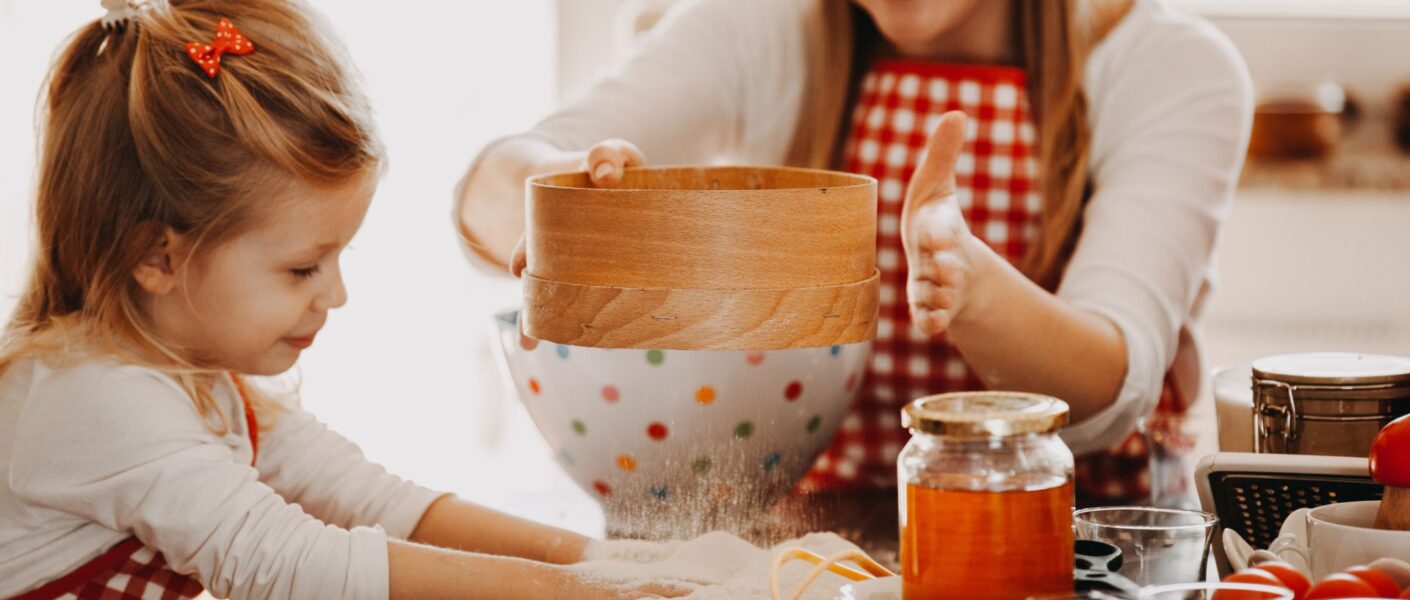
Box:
[521,166,880,351]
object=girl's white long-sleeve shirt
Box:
[0,355,444,599]
[467,0,1252,454]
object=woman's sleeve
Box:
[254,399,445,541]
[1057,18,1253,454]
[10,365,391,600]
[453,0,807,275]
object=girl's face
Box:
[853,0,990,56]
[139,176,375,376]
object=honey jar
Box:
[899,392,1075,600]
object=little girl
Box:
[0,1,692,598]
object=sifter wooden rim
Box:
[522,165,879,350]
[526,165,878,290]
[522,271,879,350]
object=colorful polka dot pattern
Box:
[695,386,716,405]
[617,455,637,472]
[692,457,712,474]
[507,327,868,504]
[784,381,804,402]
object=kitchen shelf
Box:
[1239,119,1410,191]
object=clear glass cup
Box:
[1137,581,1294,599]
[1073,507,1218,587]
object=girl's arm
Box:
[10,367,690,599]
[387,539,692,600]
[10,367,397,599]
[406,494,589,565]
[255,391,596,566]
[253,399,444,544]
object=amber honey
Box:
[901,479,1074,600]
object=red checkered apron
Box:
[10,375,259,600]
[801,59,1193,506]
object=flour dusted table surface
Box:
[753,488,900,570]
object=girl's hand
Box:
[554,567,699,599]
[580,538,683,564]
[510,138,647,277]
[899,111,996,335]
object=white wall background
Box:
[0,0,601,526]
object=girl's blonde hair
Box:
[787,0,1128,290]
[0,0,382,430]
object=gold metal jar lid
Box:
[903,392,1070,437]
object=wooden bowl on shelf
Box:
[523,166,878,350]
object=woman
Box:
[455,0,1252,506]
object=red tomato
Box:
[1344,565,1404,598]
[1370,414,1410,486]
[1306,573,1380,599]
[1257,560,1312,600]
[1216,568,1293,600]
[1399,587,1410,599]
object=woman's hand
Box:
[510,138,647,277]
[900,111,997,335]
[583,138,647,186]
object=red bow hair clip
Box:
[185,17,253,78]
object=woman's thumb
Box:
[905,111,968,209]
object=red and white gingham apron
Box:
[801,59,1192,506]
[10,375,259,600]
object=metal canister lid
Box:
[903,392,1069,437]
[1251,352,1410,386]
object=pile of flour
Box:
[574,531,869,599]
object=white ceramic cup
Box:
[1269,501,1410,579]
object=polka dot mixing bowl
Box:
[494,309,870,539]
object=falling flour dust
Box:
[574,530,867,599]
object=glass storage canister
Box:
[1252,352,1410,457]
[899,392,1075,600]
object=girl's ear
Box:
[132,226,186,296]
